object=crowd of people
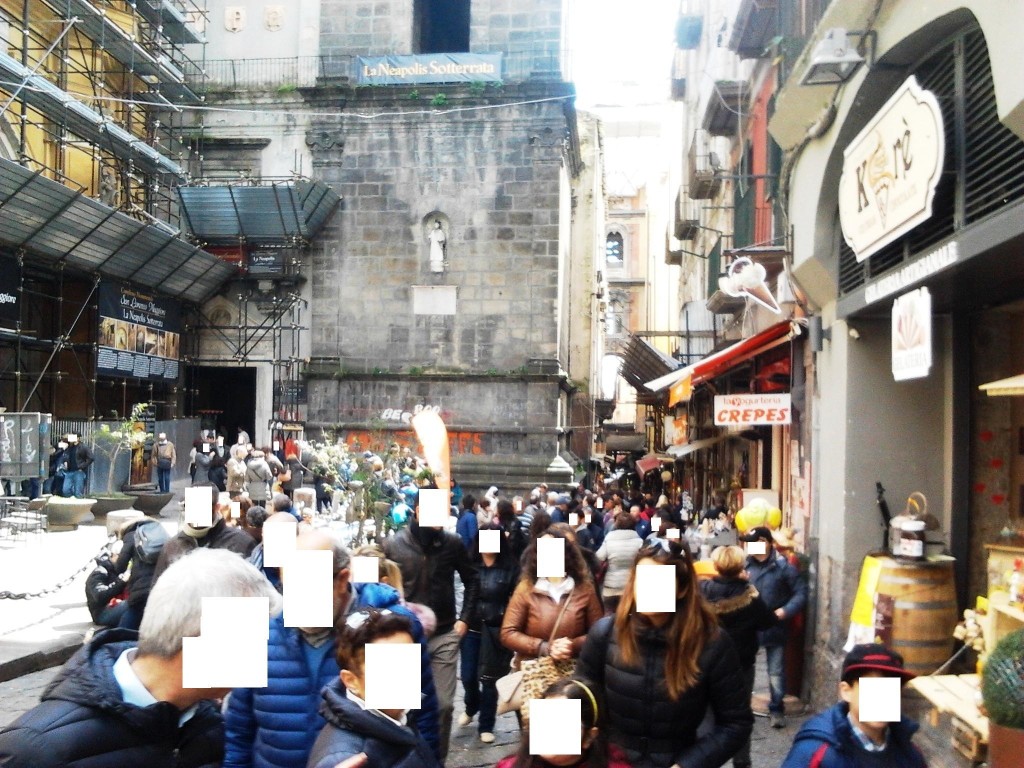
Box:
[0,467,931,768]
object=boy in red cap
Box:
[781,643,927,767]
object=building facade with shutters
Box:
[773,0,1024,698]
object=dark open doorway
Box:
[187,366,256,443]
[414,0,471,53]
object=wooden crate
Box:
[951,716,987,764]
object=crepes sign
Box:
[839,76,945,262]
[714,394,791,426]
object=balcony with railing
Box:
[688,130,724,199]
[186,47,571,91]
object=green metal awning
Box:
[177,180,342,247]
[0,158,236,303]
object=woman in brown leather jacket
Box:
[500,527,603,666]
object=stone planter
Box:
[128,492,174,516]
[90,495,136,518]
[43,497,97,531]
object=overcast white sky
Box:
[569,0,679,108]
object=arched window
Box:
[605,231,624,269]
[606,298,625,337]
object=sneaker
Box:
[480,732,495,744]
[457,712,473,727]
[770,712,786,729]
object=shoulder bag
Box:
[496,586,576,719]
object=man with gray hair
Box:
[223,529,440,766]
[0,549,282,767]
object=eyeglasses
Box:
[344,608,393,630]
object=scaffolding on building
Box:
[0,0,214,420]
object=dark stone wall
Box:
[307,85,571,374]
[319,0,563,60]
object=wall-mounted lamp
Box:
[808,315,831,352]
[801,28,876,86]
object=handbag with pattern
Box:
[495,586,576,722]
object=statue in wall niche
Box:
[428,219,447,273]
[99,166,119,208]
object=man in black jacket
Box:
[0,548,282,767]
[84,552,128,627]
[153,484,256,581]
[385,496,479,762]
[115,517,164,630]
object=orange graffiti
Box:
[341,430,483,456]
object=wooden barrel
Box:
[875,557,958,676]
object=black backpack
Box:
[134,520,170,564]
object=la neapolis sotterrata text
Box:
[361,60,497,78]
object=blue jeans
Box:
[118,602,146,631]
[96,601,129,628]
[157,466,171,493]
[62,470,87,498]
[460,630,481,717]
[461,630,500,733]
[765,644,786,714]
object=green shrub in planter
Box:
[982,627,1024,729]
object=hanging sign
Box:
[714,393,791,426]
[668,375,692,407]
[839,76,945,262]
[891,286,932,381]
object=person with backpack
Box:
[113,517,169,630]
[781,644,927,768]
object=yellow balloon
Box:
[736,507,750,533]
[767,507,783,529]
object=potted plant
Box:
[982,627,1024,767]
[90,403,153,495]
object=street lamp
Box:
[801,28,869,86]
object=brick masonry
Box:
[303,0,578,486]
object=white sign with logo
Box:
[891,287,932,381]
[839,76,945,262]
[714,394,791,426]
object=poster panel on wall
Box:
[0,254,21,329]
[891,286,932,381]
[97,281,181,382]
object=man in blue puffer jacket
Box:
[222,531,440,767]
[740,525,808,728]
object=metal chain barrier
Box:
[0,545,111,600]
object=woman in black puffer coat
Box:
[700,544,777,768]
[575,541,753,768]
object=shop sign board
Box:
[839,76,945,263]
[97,281,182,382]
[248,249,286,276]
[714,393,791,426]
[664,413,688,449]
[356,53,502,85]
[891,286,932,381]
